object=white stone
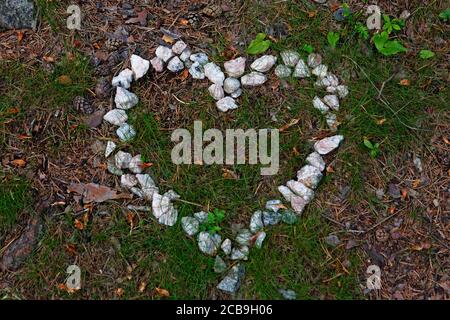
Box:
[112,69,133,89]
[336,85,349,98]
[312,64,328,78]
[216,96,238,112]
[230,246,249,261]
[152,191,179,226]
[250,55,277,72]
[194,211,208,224]
[116,123,136,142]
[105,141,116,158]
[223,77,241,94]
[296,165,323,189]
[204,62,225,85]
[293,59,310,78]
[150,57,164,72]
[130,54,150,80]
[224,57,246,77]
[278,185,295,202]
[121,174,138,188]
[155,45,174,62]
[103,109,128,126]
[306,152,326,172]
[130,187,144,198]
[115,151,132,169]
[167,56,184,73]
[323,95,340,110]
[190,53,209,65]
[136,173,157,190]
[129,154,143,174]
[291,195,308,215]
[197,231,221,256]
[275,65,291,78]
[314,135,344,155]
[189,62,205,79]
[179,48,192,62]
[315,77,332,88]
[307,53,322,68]
[208,83,225,101]
[281,50,300,67]
[115,87,139,110]
[265,199,284,212]
[171,40,187,55]
[326,113,338,130]
[221,239,232,255]
[254,231,266,248]
[312,96,329,114]
[241,72,267,87]
[107,158,123,176]
[326,86,337,94]
[181,216,199,236]
[249,211,264,233]
[325,73,339,87]
[230,88,242,98]
[235,229,252,246]
[286,180,315,203]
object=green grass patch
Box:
[0,175,31,233]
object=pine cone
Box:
[95,64,112,76]
[185,12,201,28]
[105,38,122,51]
[95,78,112,99]
[201,4,222,18]
[73,96,94,115]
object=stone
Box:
[278,185,295,202]
[152,191,179,226]
[314,135,344,155]
[325,73,340,87]
[290,195,308,214]
[254,231,266,248]
[155,45,174,62]
[286,180,315,203]
[115,87,139,110]
[296,165,323,189]
[85,110,105,128]
[221,238,232,255]
[312,64,328,78]
[116,123,136,142]
[265,199,283,212]
[0,0,36,30]
[107,158,123,176]
[127,205,152,212]
[171,40,187,55]
[241,72,267,87]
[279,289,296,300]
[336,85,349,98]
[197,231,221,256]
[230,88,242,98]
[281,50,300,67]
[120,174,138,188]
[188,62,205,79]
[167,56,184,73]
[312,96,330,114]
[323,95,340,110]
[224,57,246,77]
[150,57,164,72]
[179,48,192,62]
[326,113,338,130]
[214,256,227,273]
[181,216,199,236]
[204,62,225,85]
[216,97,238,112]
[306,152,326,172]
[230,246,249,260]
[235,229,252,246]
[130,187,144,198]
[136,174,158,200]
[293,59,310,78]
[130,54,150,80]
[249,211,264,233]
[217,264,245,294]
[105,141,116,158]
[115,151,132,169]
[250,55,277,72]
[129,154,143,174]
[194,211,208,224]
[223,78,241,94]
[262,211,282,226]
[190,53,209,65]
[307,53,322,68]
[112,69,133,89]
[208,83,225,101]
[275,65,292,78]
[315,77,332,88]
[325,234,341,247]
[281,210,298,224]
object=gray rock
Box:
[204,62,225,85]
[307,53,322,68]
[112,69,133,89]
[290,195,308,214]
[221,238,232,255]
[235,229,252,246]
[296,165,323,189]
[325,234,341,247]
[223,78,241,94]
[230,246,249,260]
[197,231,221,256]
[107,158,124,176]
[130,54,150,80]
[312,64,328,78]
[214,256,227,273]
[116,123,136,142]
[241,72,267,87]
[105,141,116,158]
[279,289,297,300]
[208,83,225,101]
[188,61,205,79]
[278,185,296,202]
[103,109,128,126]
[152,191,179,226]
[230,88,242,98]
[167,56,184,73]
[286,180,315,203]
[217,264,245,294]
[171,40,187,55]
[115,87,139,110]
[155,45,174,62]
[280,50,300,67]
[388,184,401,199]
[0,0,36,30]
[254,231,266,248]
[275,64,292,78]
[120,174,138,188]
[179,48,192,62]
[323,95,340,110]
[306,152,326,172]
[262,211,282,226]
[216,96,238,112]
[312,96,330,114]
[376,188,385,200]
[129,154,143,174]
[314,135,344,155]
[336,85,349,98]
[249,211,264,233]
[224,57,246,77]
[326,113,338,130]
[150,57,164,73]
[194,211,208,224]
[293,59,310,78]
[250,55,277,72]
[181,216,199,236]
[281,210,298,224]
[190,53,209,65]
[265,199,283,212]
[115,151,132,169]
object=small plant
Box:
[382,15,405,34]
[373,31,407,56]
[419,49,435,60]
[355,22,369,40]
[327,31,340,49]
[301,44,314,54]
[247,33,272,55]
[200,209,225,234]
[363,139,381,159]
[439,9,450,22]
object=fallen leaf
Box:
[179,18,189,26]
[308,11,317,18]
[115,288,125,297]
[179,69,189,81]
[43,55,55,63]
[292,147,300,156]
[443,136,450,145]
[154,287,170,298]
[57,75,72,85]
[279,118,300,132]
[125,10,148,26]
[222,168,239,180]
[11,159,26,168]
[330,3,341,11]
[376,118,386,125]
[162,34,175,44]
[6,107,20,114]
[17,31,24,43]
[65,244,77,256]
[399,79,410,86]
[401,188,408,200]
[412,179,421,188]
[17,134,32,140]
[68,183,133,203]
[126,212,135,227]
[74,219,84,230]
[388,207,396,214]
[138,281,147,293]
[412,241,431,251]
[326,165,335,173]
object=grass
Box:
[0,175,31,234]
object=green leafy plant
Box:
[327,31,340,49]
[382,15,405,34]
[363,139,381,159]
[247,33,272,55]
[419,50,435,59]
[439,9,450,22]
[373,31,407,56]
[200,209,225,234]
[355,22,369,40]
[301,44,314,54]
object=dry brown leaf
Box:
[125,10,148,26]
[279,118,300,132]
[74,219,84,230]
[179,18,189,26]
[43,55,55,63]
[17,31,24,43]
[443,136,450,145]
[57,75,72,85]
[179,69,189,81]
[222,168,239,180]
[401,188,408,200]
[388,207,396,214]
[17,134,32,140]
[326,165,335,173]
[138,282,147,293]
[412,179,421,188]
[399,79,410,86]
[115,288,125,297]
[68,182,132,203]
[155,287,170,298]
[308,11,317,18]
[11,159,26,168]
[6,107,20,114]
[376,118,386,125]
[65,244,77,256]
[162,34,175,44]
